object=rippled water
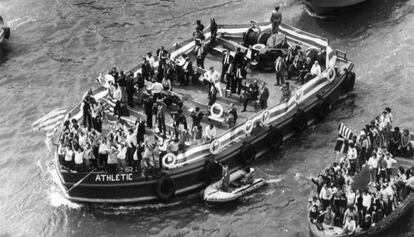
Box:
[1,0,414,236]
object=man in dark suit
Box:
[125,71,136,107]
[274,56,287,86]
[221,50,233,81]
[182,57,193,86]
[141,58,152,81]
[259,82,269,110]
[233,47,245,68]
[242,80,259,112]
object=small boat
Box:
[308,162,414,237]
[0,16,10,43]
[302,0,368,15]
[308,120,414,237]
[203,168,266,203]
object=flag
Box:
[334,123,354,153]
[32,108,67,138]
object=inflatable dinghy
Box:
[203,168,266,203]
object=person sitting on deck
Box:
[300,57,313,84]
[242,80,259,112]
[204,124,217,142]
[280,82,291,102]
[225,103,238,128]
[359,214,372,231]
[161,76,172,91]
[304,60,321,82]
[341,215,356,235]
[192,124,203,145]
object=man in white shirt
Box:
[319,183,331,210]
[367,153,379,184]
[342,215,356,235]
[146,52,155,74]
[112,84,123,117]
[148,81,163,98]
[347,141,358,175]
[384,153,397,182]
[310,60,321,77]
[362,190,372,217]
[117,143,128,172]
[204,67,222,97]
[204,124,217,141]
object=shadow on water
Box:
[295,0,414,38]
[0,43,10,66]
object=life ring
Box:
[161,153,177,169]
[204,160,223,182]
[209,139,222,155]
[262,110,270,124]
[316,100,330,120]
[252,43,266,52]
[343,71,356,93]
[210,103,223,118]
[290,110,308,132]
[154,174,176,201]
[266,126,283,150]
[244,119,254,134]
[295,89,304,105]
[326,67,336,82]
[239,142,256,165]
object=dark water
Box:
[1,0,414,236]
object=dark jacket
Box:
[259,87,269,102]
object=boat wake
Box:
[266,178,283,184]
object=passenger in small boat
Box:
[320,205,335,227]
[342,214,357,234]
[309,205,320,224]
[304,60,321,82]
[221,166,230,192]
[270,5,282,35]
[359,214,372,230]
[241,80,259,112]
[399,129,412,157]
[259,82,269,110]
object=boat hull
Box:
[54,22,355,204]
[303,0,367,15]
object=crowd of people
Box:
[309,108,414,234]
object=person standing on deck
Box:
[125,71,136,107]
[144,96,154,129]
[347,141,358,176]
[221,49,233,81]
[118,70,127,103]
[275,56,286,86]
[190,107,203,128]
[109,67,119,84]
[194,41,206,69]
[156,98,167,137]
[146,52,155,78]
[210,18,218,46]
[259,82,269,110]
[270,5,282,47]
[242,80,259,112]
[182,57,193,86]
[204,66,222,97]
[112,83,122,118]
[141,58,152,81]
[81,93,92,128]
[208,84,218,106]
[156,46,169,81]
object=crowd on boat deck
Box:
[309,108,414,234]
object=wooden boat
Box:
[302,0,368,15]
[203,168,265,203]
[0,16,10,43]
[51,21,356,204]
[308,156,414,236]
